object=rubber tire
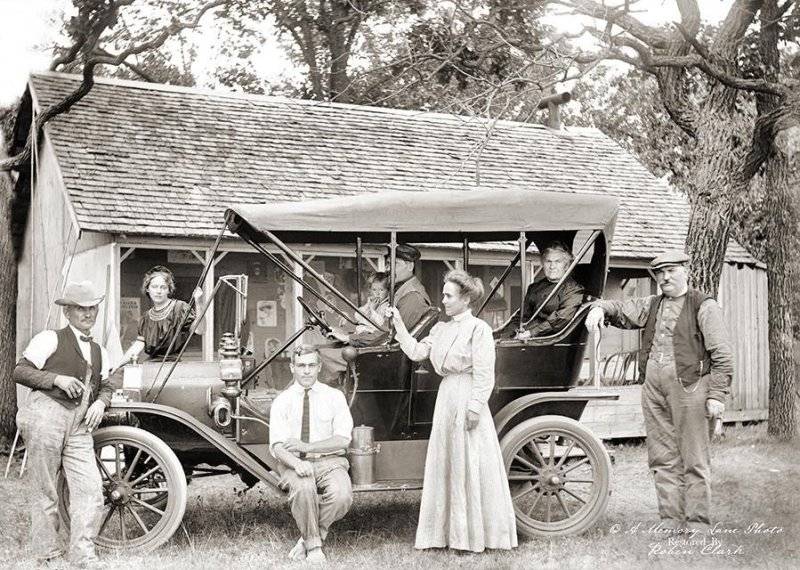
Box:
[500,415,611,537]
[58,425,188,554]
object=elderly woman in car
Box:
[504,241,585,339]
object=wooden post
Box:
[356,237,363,306]
[518,232,526,334]
[292,260,305,340]
[388,233,397,306]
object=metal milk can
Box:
[348,425,380,485]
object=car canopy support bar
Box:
[388,232,397,307]
[259,229,387,333]
[145,216,229,401]
[522,230,600,328]
[147,277,225,403]
[475,236,532,318]
[356,238,363,307]
[241,235,361,328]
[517,232,527,334]
[241,323,314,388]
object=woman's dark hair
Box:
[141,265,176,298]
[444,270,484,304]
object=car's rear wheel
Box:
[500,415,611,537]
[58,425,187,553]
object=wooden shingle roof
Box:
[28,72,753,263]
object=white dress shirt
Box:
[269,380,353,457]
[23,325,111,379]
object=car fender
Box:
[493,389,620,440]
[107,400,282,488]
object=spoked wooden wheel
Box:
[59,426,187,553]
[500,415,611,536]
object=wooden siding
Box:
[717,262,769,415]
[15,137,79,355]
[580,385,769,440]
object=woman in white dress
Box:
[388,270,517,552]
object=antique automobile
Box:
[61,188,621,553]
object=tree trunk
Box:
[0,144,17,446]
[683,96,749,296]
[684,199,731,296]
[765,248,797,439]
[764,124,800,439]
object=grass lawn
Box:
[1,423,797,569]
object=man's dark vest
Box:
[38,327,102,409]
[638,288,713,384]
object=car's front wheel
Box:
[500,415,611,537]
[58,425,187,554]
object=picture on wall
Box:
[256,300,278,327]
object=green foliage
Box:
[197,0,566,117]
[0,103,19,147]
[53,0,210,86]
[567,67,695,186]
[377,1,556,116]
[215,0,427,101]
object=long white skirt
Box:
[415,372,518,552]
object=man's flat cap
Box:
[650,250,690,271]
[386,244,421,262]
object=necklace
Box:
[149,299,175,321]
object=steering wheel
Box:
[296,296,333,336]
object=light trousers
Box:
[642,360,713,525]
[16,390,103,563]
[278,456,353,550]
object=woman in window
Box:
[120,265,204,364]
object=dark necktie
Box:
[80,335,92,343]
[300,388,311,459]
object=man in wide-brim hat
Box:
[585,250,734,535]
[13,280,115,567]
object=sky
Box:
[0,0,735,107]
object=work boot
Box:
[288,538,306,561]
[37,550,64,566]
[306,547,327,564]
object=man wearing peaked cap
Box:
[320,244,432,380]
[650,250,691,271]
[585,250,734,535]
[13,280,115,567]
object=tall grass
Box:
[1,423,796,569]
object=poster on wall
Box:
[120,297,141,324]
[265,337,281,358]
[119,297,141,346]
[257,300,278,327]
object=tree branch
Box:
[554,0,671,49]
[1,0,226,173]
[713,0,763,59]
[93,47,157,82]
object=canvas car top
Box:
[226,188,619,244]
